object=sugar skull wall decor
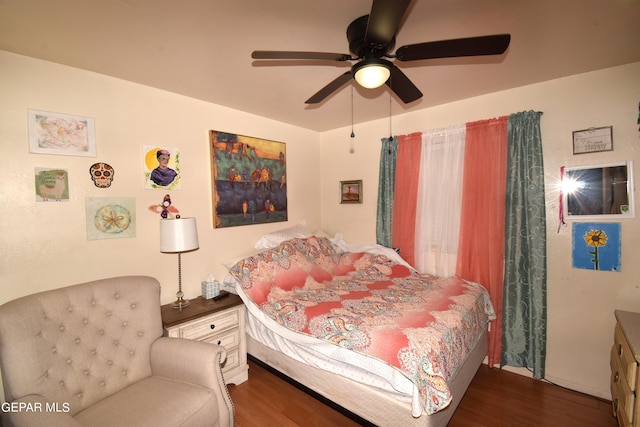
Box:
[89,162,114,188]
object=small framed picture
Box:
[572,126,613,154]
[340,180,362,204]
[28,109,96,157]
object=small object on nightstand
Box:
[201,276,220,299]
[212,290,229,301]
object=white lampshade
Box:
[160,217,199,253]
[354,62,391,89]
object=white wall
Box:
[0,50,322,307]
[320,61,640,399]
[2,48,639,402]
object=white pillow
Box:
[254,222,312,250]
[221,248,263,270]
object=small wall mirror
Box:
[563,161,635,219]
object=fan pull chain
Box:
[389,91,393,139]
[350,84,355,153]
[388,90,393,154]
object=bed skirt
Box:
[246,329,488,427]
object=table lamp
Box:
[160,216,199,309]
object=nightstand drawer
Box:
[611,311,640,427]
[161,295,248,385]
[617,403,632,427]
[176,307,241,340]
[200,327,240,350]
[188,336,240,372]
[615,324,638,391]
[220,347,240,372]
[613,358,635,423]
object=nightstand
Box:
[161,293,248,385]
[611,310,640,427]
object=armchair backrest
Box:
[0,276,164,416]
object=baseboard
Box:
[485,359,612,401]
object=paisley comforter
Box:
[228,236,495,415]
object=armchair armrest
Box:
[150,337,227,389]
[150,337,234,427]
[2,395,82,427]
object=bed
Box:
[225,234,495,427]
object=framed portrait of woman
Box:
[143,145,181,190]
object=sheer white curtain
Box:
[414,124,466,276]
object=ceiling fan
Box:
[251,0,511,104]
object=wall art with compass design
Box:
[85,197,136,240]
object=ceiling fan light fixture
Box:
[353,59,391,89]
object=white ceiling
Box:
[1,0,639,132]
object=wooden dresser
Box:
[161,294,248,385]
[611,310,640,427]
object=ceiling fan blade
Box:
[365,0,411,46]
[252,51,352,61]
[386,65,422,103]
[395,34,511,61]
[305,71,353,104]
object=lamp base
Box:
[171,296,190,310]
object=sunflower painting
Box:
[572,222,621,271]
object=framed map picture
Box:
[209,131,287,228]
[28,109,96,157]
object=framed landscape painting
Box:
[209,130,287,228]
[340,180,362,204]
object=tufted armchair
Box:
[0,276,234,427]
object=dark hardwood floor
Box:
[228,358,617,427]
